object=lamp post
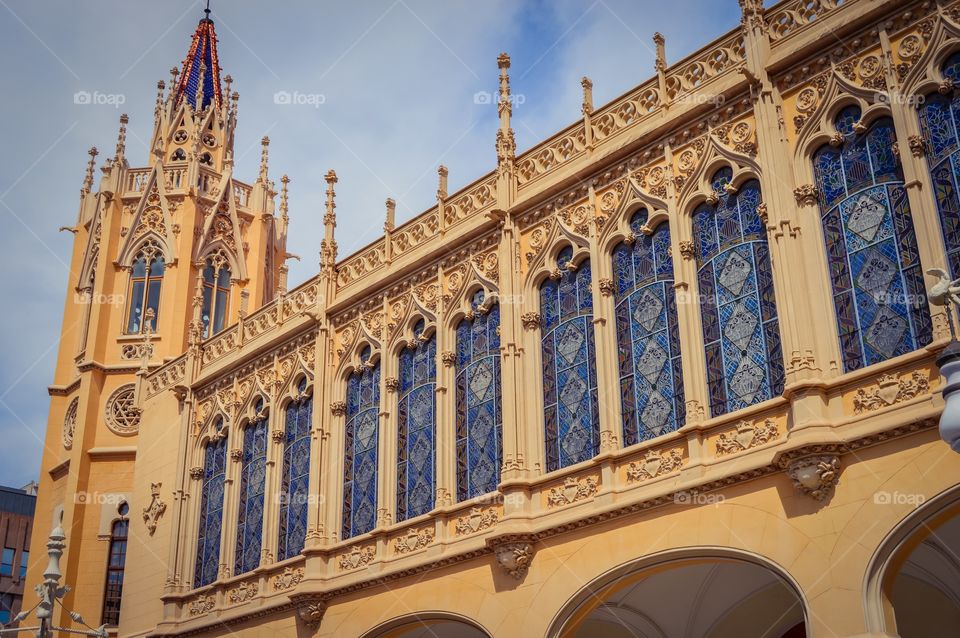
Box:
[0,522,107,638]
[928,268,960,452]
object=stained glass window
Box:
[455,291,502,501]
[693,168,784,417]
[613,211,685,446]
[815,106,931,372]
[278,378,312,561]
[397,320,437,521]
[920,53,960,277]
[541,247,600,472]
[342,347,380,539]
[234,404,267,575]
[195,419,227,588]
[126,248,163,334]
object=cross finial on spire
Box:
[82,147,98,195]
[259,136,270,182]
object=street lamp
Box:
[0,521,107,638]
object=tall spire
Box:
[173,9,223,110]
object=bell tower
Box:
[26,6,290,630]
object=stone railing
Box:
[589,78,661,148]
[336,239,387,290]
[443,173,497,227]
[233,180,252,209]
[662,30,746,102]
[392,208,440,255]
[125,168,151,194]
[768,0,848,43]
[516,124,588,188]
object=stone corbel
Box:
[486,534,536,580]
[290,593,328,629]
[783,454,841,502]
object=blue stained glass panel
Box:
[456,292,502,501]
[278,379,312,561]
[693,175,784,417]
[397,325,437,521]
[541,248,600,471]
[235,414,267,575]
[342,352,380,539]
[613,210,685,447]
[194,426,227,588]
[815,114,931,372]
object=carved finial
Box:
[115,114,129,163]
[384,198,396,233]
[82,147,98,194]
[654,33,666,71]
[154,81,165,121]
[496,55,516,166]
[224,74,233,98]
[322,169,338,269]
[279,174,290,218]
[168,67,179,102]
[739,0,765,29]
[437,165,448,200]
[240,288,251,318]
[581,76,593,115]
[259,136,270,182]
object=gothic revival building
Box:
[25,0,960,636]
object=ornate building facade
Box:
[25,0,960,636]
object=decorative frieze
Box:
[338,545,376,571]
[547,476,598,507]
[455,507,498,536]
[227,581,258,604]
[394,528,435,554]
[626,449,684,483]
[852,371,931,414]
[188,594,215,616]
[715,419,779,456]
[272,566,304,591]
[785,455,841,502]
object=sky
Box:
[0,0,742,487]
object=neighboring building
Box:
[24,0,960,636]
[0,485,36,626]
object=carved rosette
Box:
[338,545,376,571]
[793,184,819,207]
[626,449,684,483]
[785,455,841,501]
[104,384,141,435]
[521,312,542,331]
[547,476,598,507]
[852,371,930,414]
[272,566,305,591]
[455,507,499,536]
[715,419,779,456]
[393,527,435,554]
[330,401,347,417]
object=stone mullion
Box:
[179,433,204,593]
[589,185,623,453]
[666,144,709,427]
[434,267,455,508]
[497,217,525,482]
[325,385,347,545]
[259,379,281,567]
[881,27,952,341]
[377,304,397,527]
[519,301,546,478]
[219,409,241,580]
[307,325,330,548]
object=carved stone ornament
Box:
[188,594,215,616]
[547,475,598,507]
[384,376,400,392]
[330,401,347,417]
[338,545,376,571]
[227,580,259,604]
[142,482,167,536]
[521,311,542,331]
[908,135,926,158]
[271,429,285,443]
[598,278,615,297]
[272,566,305,591]
[715,419,779,456]
[626,449,684,483]
[441,351,456,367]
[492,541,534,580]
[756,201,768,225]
[104,384,141,435]
[678,240,695,260]
[230,448,242,462]
[785,455,841,502]
[852,371,930,414]
[793,184,819,207]
[455,507,498,536]
[63,397,78,450]
[189,466,204,480]
[394,527,435,554]
[294,596,327,629]
[599,429,618,452]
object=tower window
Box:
[201,253,232,338]
[0,548,13,577]
[101,519,128,626]
[171,148,187,161]
[126,243,164,334]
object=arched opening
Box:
[361,612,491,638]
[551,552,807,638]
[867,488,960,637]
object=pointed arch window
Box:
[397,320,436,520]
[815,106,931,371]
[693,168,784,417]
[455,291,502,501]
[201,253,231,338]
[195,419,227,588]
[235,403,267,576]
[920,52,960,277]
[100,517,128,626]
[278,378,312,561]
[342,347,380,539]
[540,247,600,472]
[126,243,164,334]
[612,210,685,445]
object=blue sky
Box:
[0,0,741,487]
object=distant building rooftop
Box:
[0,485,37,517]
